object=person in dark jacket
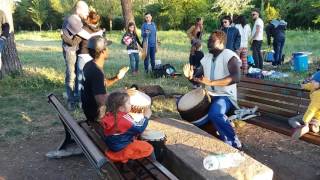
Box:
[122,22,142,75]
[221,16,241,52]
[266,19,287,66]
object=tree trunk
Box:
[0,0,22,79]
[120,0,135,27]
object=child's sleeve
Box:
[129,117,149,134]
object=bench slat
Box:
[238,99,297,118]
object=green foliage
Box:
[264,3,280,22]
[27,0,49,31]
[312,2,320,24]
[212,0,253,18]
[49,0,77,15]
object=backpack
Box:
[153,64,177,78]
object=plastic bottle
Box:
[203,152,245,171]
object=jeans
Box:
[0,37,5,70]
[144,46,156,72]
[77,54,92,98]
[273,39,285,65]
[129,52,139,72]
[208,96,242,149]
[63,49,78,104]
[252,40,263,69]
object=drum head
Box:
[141,130,165,141]
[129,89,151,107]
[178,88,207,111]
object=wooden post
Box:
[0,0,22,79]
[120,0,135,27]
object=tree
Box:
[28,0,49,31]
[121,0,135,27]
[312,1,320,24]
[264,3,280,22]
[0,0,22,79]
[212,0,253,19]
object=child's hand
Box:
[312,80,320,89]
[143,107,152,118]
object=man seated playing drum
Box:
[81,36,129,122]
[183,30,242,149]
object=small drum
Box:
[128,89,151,114]
[177,88,211,126]
[128,89,151,122]
[140,130,166,162]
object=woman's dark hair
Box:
[126,21,137,36]
[207,30,226,54]
[144,12,151,16]
[105,90,129,132]
[220,15,232,28]
[237,15,247,27]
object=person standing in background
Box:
[251,8,264,69]
[0,10,9,71]
[141,12,157,73]
[187,17,204,44]
[266,19,287,66]
[235,15,251,74]
[61,1,104,111]
[221,16,241,52]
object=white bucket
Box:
[155,59,162,66]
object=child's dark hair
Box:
[106,90,130,132]
[190,40,202,55]
[126,21,137,36]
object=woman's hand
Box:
[183,64,194,79]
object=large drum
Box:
[177,88,211,126]
[140,130,166,162]
[128,89,152,122]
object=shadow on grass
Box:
[0,68,65,141]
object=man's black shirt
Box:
[81,61,106,121]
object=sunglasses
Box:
[252,13,257,16]
[223,21,229,24]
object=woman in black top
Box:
[189,39,204,88]
[122,22,142,75]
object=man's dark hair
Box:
[237,15,247,27]
[144,12,151,16]
[222,15,232,23]
[252,8,260,15]
[195,17,202,23]
[88,48,104,59]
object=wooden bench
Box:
[237,76,320,145]
[47,93,178,180]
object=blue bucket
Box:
[293,52,308,72]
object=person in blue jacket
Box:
[266,19,287,66]
[141,12,157,73]
[220,16,241,52]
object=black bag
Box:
[152,64,177,78]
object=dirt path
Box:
[1,124,320,180]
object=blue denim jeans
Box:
[208,96,242,149]
[0,37,5,70]
[144,46,156,72]
[63,49,78,103]
[129,52,139,72]
[273,39,285,65]
[77,54,92,99]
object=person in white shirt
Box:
[251,8,264,69]
[235,15,251,74]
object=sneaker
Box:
[291,125,309,140]
[67,102,76,111]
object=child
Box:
[189,39,204,88]
[292,71,320,139]
[122,22,142,75]
[100,90,153,163]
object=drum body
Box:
[177,88,211,126]
[128,89,151,122]
[140,130,166,162]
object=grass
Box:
[0,30,319,142]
